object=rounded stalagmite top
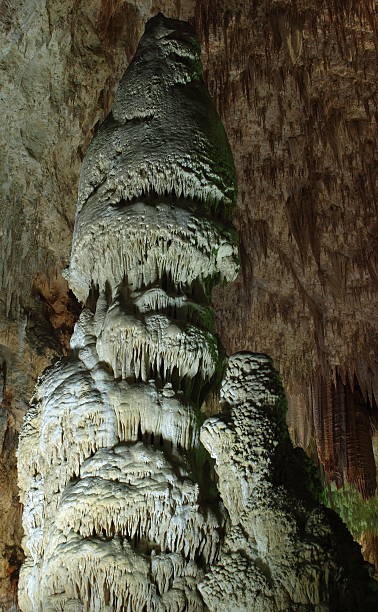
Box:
[77,13,237,221]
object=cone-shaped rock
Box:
[18,15,237,612]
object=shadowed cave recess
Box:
[15,13,378,612]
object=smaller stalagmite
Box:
[200,353,378,610]
[18,12,378,612]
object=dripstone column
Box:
[18,14,238,612]
[18,12,378,612]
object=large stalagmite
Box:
[18,14,237,611]
[18,13,378,612]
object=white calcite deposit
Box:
[199,353,378,611]
[18,14,236,612]
[18,12,378,612]
[76,15,236,217]
[18,307,222,611]
[67,201,238,302]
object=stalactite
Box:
[309,371,377,498]
[199,0,377,499]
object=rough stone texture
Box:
[18,15,237,610]
[0,314,63,611]
[200,352,378,611]
[0,0,377,607]
[17,17,378,609]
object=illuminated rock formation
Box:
[200,353,378,611]
[17,12,378,612]
[18,14,238,611]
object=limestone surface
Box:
[18,14,236,612]
[76,14,237,217]
[200,353,378,611]
[16,11,378,612]
[1,2,377,604]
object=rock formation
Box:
[200,353,378,610]
[17,14,238,611]
[1,2,377,605]
[17,13,378,612]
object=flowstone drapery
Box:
[18,13,378,612]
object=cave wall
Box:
[0,0,377,608]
